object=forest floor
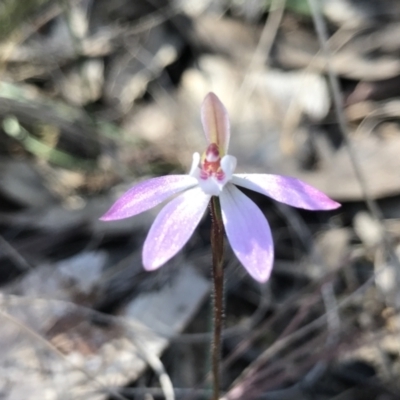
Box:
[1,1,400,399]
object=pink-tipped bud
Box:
[201,93,230,154]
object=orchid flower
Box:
[101,93,340,282]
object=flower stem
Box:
[210,196,224,400]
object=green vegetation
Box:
[0,0,52,39]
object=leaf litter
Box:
[1,0,400,399]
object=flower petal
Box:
[220,184,274,282]
[197,176,223,196]
[220,155,237,180]
[189,152,201,176]
[143,187,211,270]
[100,175,198,221]
[232,174,340,210]
[201,92,230,154]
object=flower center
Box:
[200,143,225,181]
[189,145,237,197]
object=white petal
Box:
[220,155,237,181]
[220,184,274,282]
[232,174,340,210]
[100,175,197,221]
[189,152,201,176]
[143,187,211,270]
[197,177,222,196]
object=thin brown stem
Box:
[210,196,225,400]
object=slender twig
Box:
[0,235,32,271]
[0,305,129,400]
[110,386,213,397]
[224,253,390,399]
[130,334,175,400]
[235,0,286,111]
[307,0,400,295]
[210,196,225,400]
[306,0,383,221]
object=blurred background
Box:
[1,0,400,399]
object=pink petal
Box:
[220,184,274,282]
[100,175,197,221]
[201,92,230,154]
[232,174,340,210]
[143,187,211,270]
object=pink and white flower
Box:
[101,93,340,282]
